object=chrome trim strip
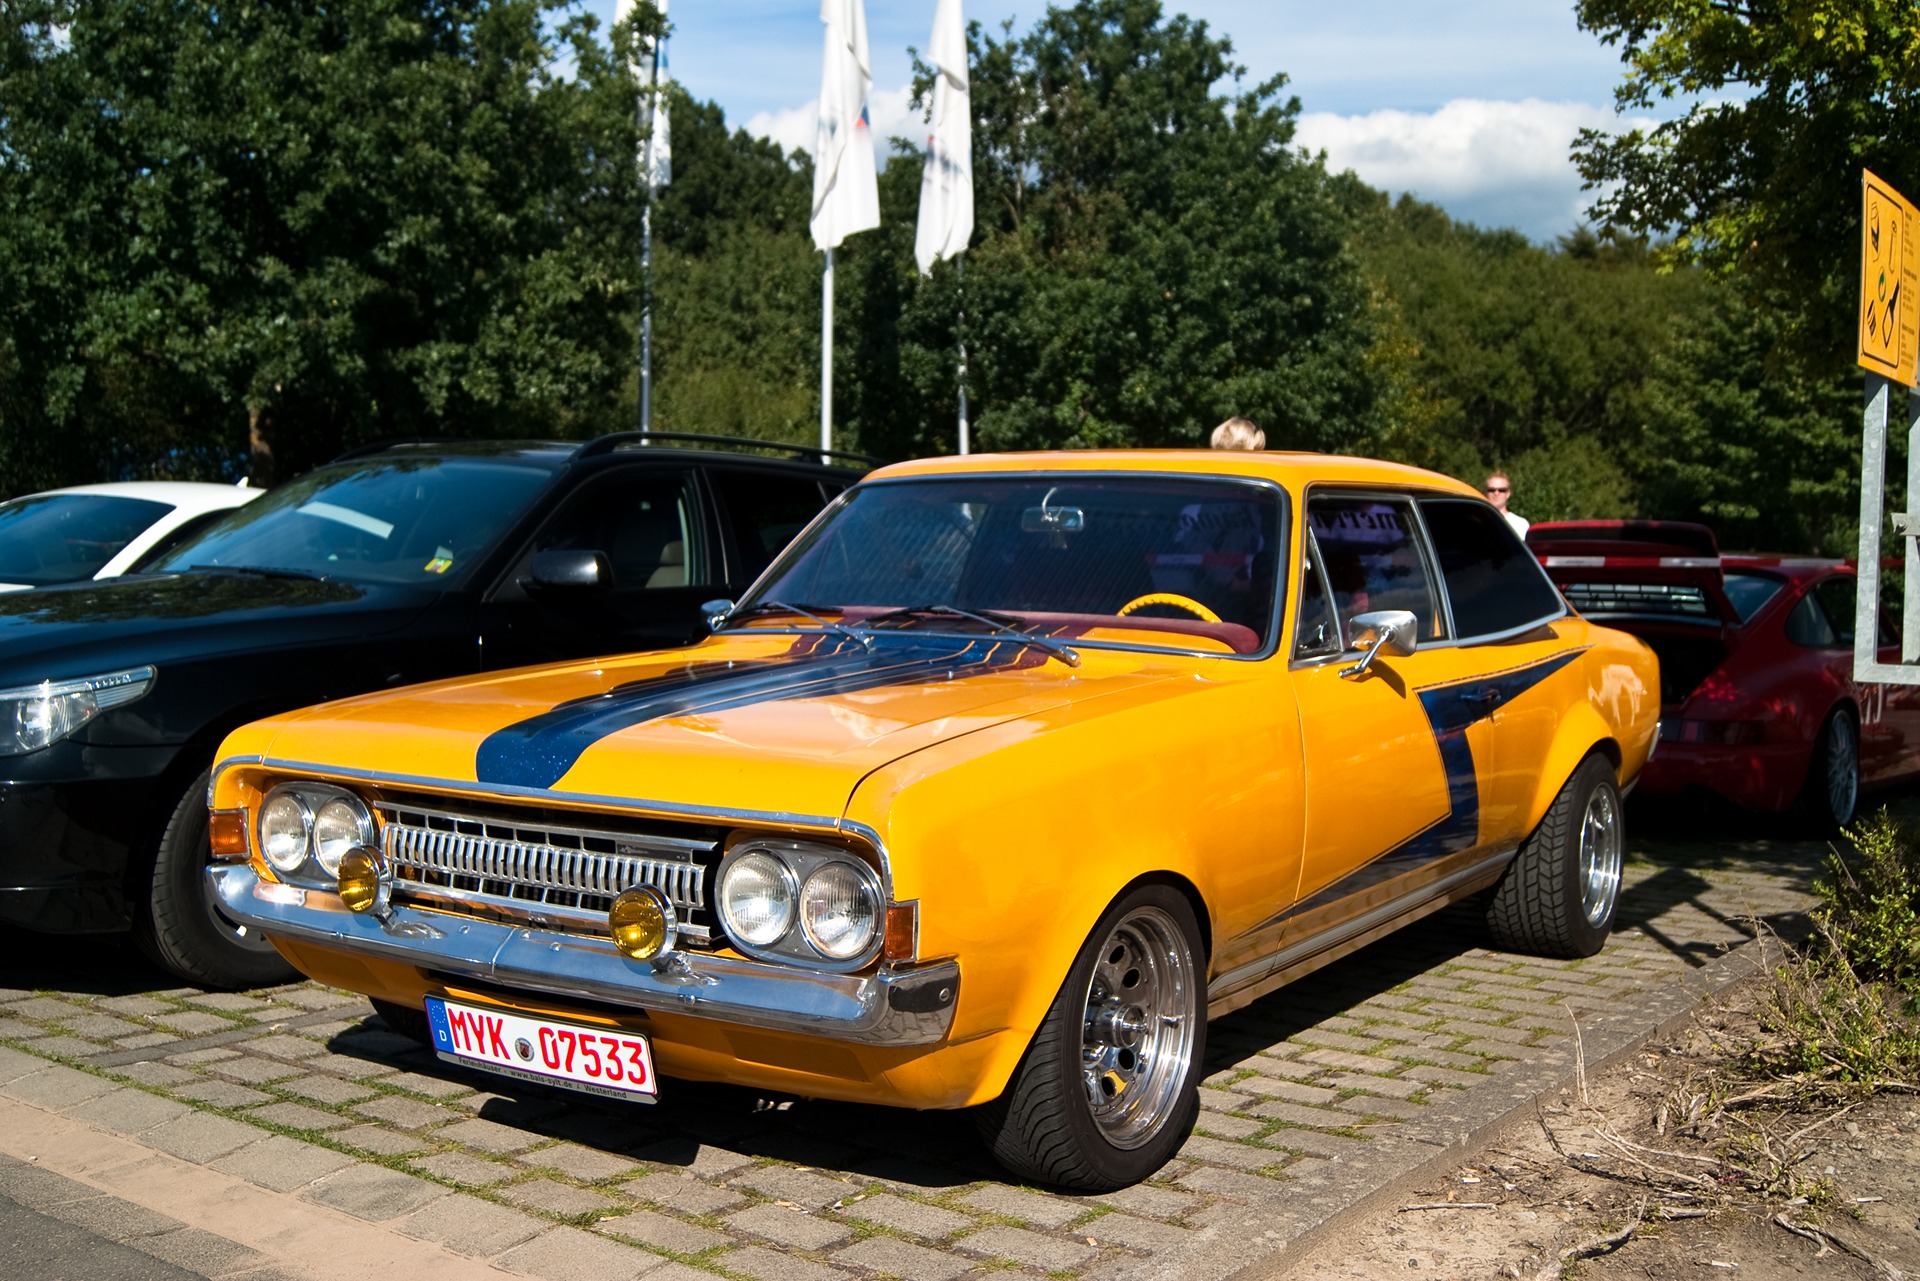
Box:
[389,881,714,942]
[1207,849,1515,1002]
[209,865,958,1046]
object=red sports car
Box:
[1528,521,1920,828]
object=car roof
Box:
[11,481,261,508]
[865,450,1479,493]
[337,437,866,477]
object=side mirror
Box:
[699,598,735,631]
[1340,609,1418,680]
[527,549,612,590]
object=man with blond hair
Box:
[1211,417,1264,450]
[1484,471,1528,535]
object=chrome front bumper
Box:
[211,865,959,1047]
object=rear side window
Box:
[1723,571,1787,624]
[1418,498,1565,639]
[709,469,835,585]
[1306,494,1444,642]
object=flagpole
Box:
[821,248,834,455]
[956,258,969,455]
[635,7,662,441]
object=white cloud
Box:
[744,85,921,166]
[1295,99,1658,241]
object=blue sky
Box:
[584,2,1654,241]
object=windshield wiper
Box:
[724,600,870,649]
[186,564,328,583]
[864,604,1080,668]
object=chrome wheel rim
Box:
[1079,905,1197,1149]
[1825,716,1858,825]
[1577,785,1623,928]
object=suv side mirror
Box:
[527,549,612,591]
[1340,609,1419,680]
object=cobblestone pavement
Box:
[0,827,1830,1281]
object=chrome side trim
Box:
[209,865,957,1046]
[1207,849,1514,1004]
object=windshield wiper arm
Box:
[864,604,1080,668]
[186,564,327,583]
[724,600,870,649]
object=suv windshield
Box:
[0,494,173,586]
[742,476,1284,654]
[153,457,558,587]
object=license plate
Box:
[424,996,658,1102]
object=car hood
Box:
[246,630,1194,821]
[0,572,438,685]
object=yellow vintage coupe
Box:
[207,451,1657,1189]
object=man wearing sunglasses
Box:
[1485,471,1529,536]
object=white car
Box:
[0,481,262,592]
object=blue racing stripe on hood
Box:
[474,635,1033,790]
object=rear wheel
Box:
[1486,755,1623,959]
[1800,708,1860,833]
[974,884,1205,1191]
[132,769,297,990]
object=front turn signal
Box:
[883,901,919,963]
[208,809,251,862]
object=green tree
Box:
[0,0,660,493]
[1572,0,1920,366]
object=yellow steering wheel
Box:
[1117,592,1221,623]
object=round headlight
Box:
[799,862,879,960]
[259,793,312,873]
[311,797,370,876]
[719,852,795,948]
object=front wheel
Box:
[132,768,297,990]
[1485,755,1624,959]
[974,884,1205,1191]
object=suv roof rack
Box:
[572,431,886,470]
[328,438,461,463]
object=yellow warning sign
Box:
[1860,169,1920,386]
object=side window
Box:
[1418,498,1565,639]
[1811,577,1858,648]
[709,468,834,585]
[1293,533,1341,658]
[521,468,707,591]
[1306,494,1444,641]
[1784,591,1840,648]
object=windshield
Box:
[153,457,557,587]
[741,476,1284,655]
[0,494,173,586]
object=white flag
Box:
[618,0,671,191]
[915,0,973,274]
[811,0,881,251]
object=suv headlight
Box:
[257,782,373,886]
[0,666,156,756]
[717,839,884,969]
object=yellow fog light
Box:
[609,886,676,961]
[336,845,388,915]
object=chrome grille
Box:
[376,801,715,937]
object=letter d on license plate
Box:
[424,996,658,1102]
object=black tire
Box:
[973,884,1205,1191]
[131,768,297,990]
[1799,707,1860,834]
[371,998,433,1046]
[1485,755,1623,960]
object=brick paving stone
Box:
[1202,1068,1249,1090]
[841,1192,970,1238]
[312,1055,396,1080]
[208,1056,304,1084]
[210,1135,356,1192]
[1174,1166,1288,1200]
[114,1062,198,1088]
[1298,1048,1389,1073]
[597,1209,731,1254]
[497,1225,666,1281]
[719,1246,853,1281]
[411,1151,518,1186]
[96,996,174,1017]
[275,1073,376,1105]
[1179,1135,1287,1172]
[633,1139,756,1179]
[1403,1063,1492,1089]
[499,1177,624,1218]
[10,998,87,1020]
[143,1112,264,1163]
[379,1070,472,1099]
[1194,1111,1265,1140]
[0,1018,47,1040]
[958,1224,1097,1271]
[1243,1098,1350,1128]
[1377,1045,1490,1071]
[241,1034,329,1061]
[957,1184,1086,1229]
[1444,1020,1536,1045]
[111,1033,178,1050]
[45,1196,185,1240]
[834,1236,978,1280]
[1265,1127,1373,1159]
[190,993,274,1012]
[273,987,369,1012]
[731,1165,863,1209]
[61,1013,146,1039]
[3,1064,117,1110]
[1097,1182,1203,1219]
[623,1171,747,1216]
[1324,1071,1424,1100]
[302,1163,447,1221]
[1289,1028,1377,1053]
[66,1087,192,1134]
[1355,1005,1440,1029]
[244,1100,352,1131]
[25,1036,101,1058]
[1086,1212,1192,1250]
[138,1224,272,1275]
[438,1115,544,1154]
[398,1191,545,1256]
[154,1011,235,1036]
[517,1144,643,1182]
[1333,1094,1428,1121]
[727,1203,852,1250]
[334,1027,420,1056]
[1459,1039,1529,1059]
[1236,1076,1340,1106]
[354,1094,454,1129]
[333,1124,431,1157]
[1243,1055,1328,1082]
[1198,1086,1253,1115]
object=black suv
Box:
[0,434,865,987]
